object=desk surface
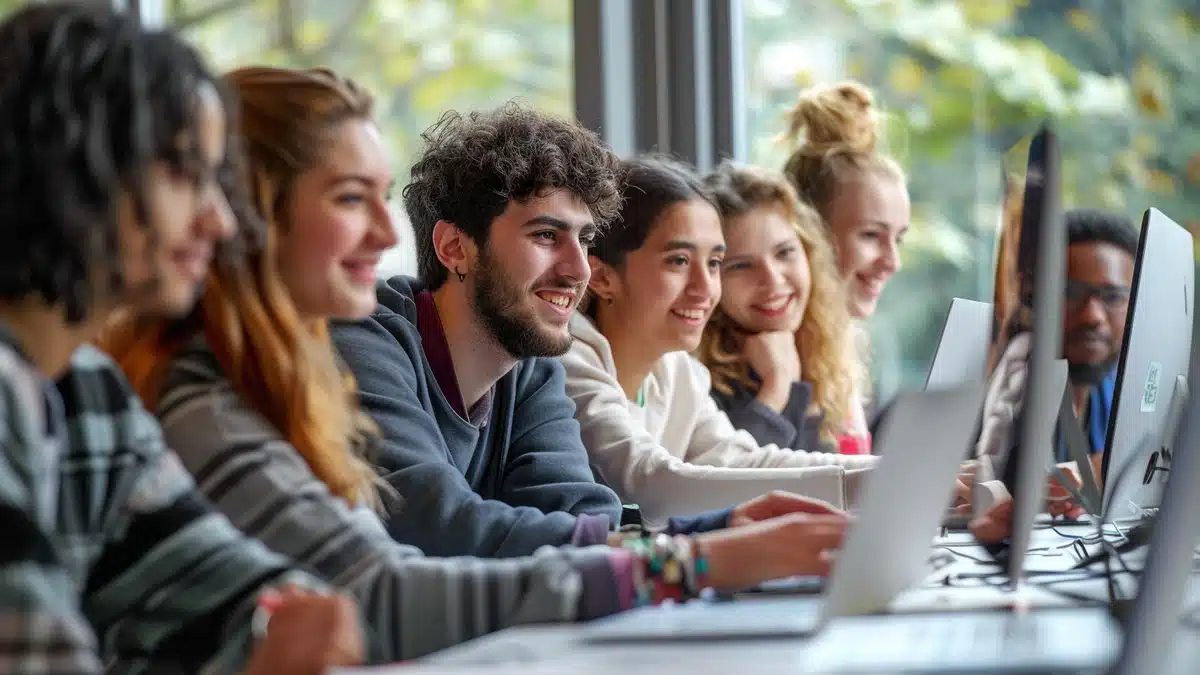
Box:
[339,524,1200,674]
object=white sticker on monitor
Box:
[1141,361,1163,412]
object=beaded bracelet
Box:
[617,532,709,606]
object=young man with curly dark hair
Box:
[331,105,805,558]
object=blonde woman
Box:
[781,80,909,321]
[698,161,870,455]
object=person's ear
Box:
[588,255,621,305]
[432,220,476,281]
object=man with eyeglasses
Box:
[1059,208,1137,477]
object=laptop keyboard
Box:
[875,616,1036,662]
[802,610,1115,673]
[584,599,822,642]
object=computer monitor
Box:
[1099,208,1194,519]
[1006,125,1066,584]
[1110,296,1200,674]
[975,124,1067,586]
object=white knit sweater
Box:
[560,313,878,527]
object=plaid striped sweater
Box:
[0,335,315,675]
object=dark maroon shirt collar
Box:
[414,290,492,426]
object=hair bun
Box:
[785,81,880,157]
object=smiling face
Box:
[468,188,595,358]
[278,119,398,321]
[120,83,236,317]
[719,203,810,334]
[824,173,909,318]
[592,199,725,356]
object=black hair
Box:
[1065,208,1138,257]
[589,154,715,267]
[0,2,242,323]
[403,102,623,290]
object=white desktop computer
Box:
[1100,208,1194,520]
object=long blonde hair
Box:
[780,80,906,222]
[698,162,860,443]
[102,66,383,507]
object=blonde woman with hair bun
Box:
[782,80,909,321]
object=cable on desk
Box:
[937,566,1117,610]
[935,545,1000,565]
[935,540,997,549]
[945,568,1102,583]
[1084,445,1162,612]
[1048,524,1108,543]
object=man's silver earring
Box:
[455,268,466,282]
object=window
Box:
[161,0,574,277]
[743,0,1198,398]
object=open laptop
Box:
[581,381,988,642]
[925,298,993,391]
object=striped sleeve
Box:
[0,347,102,675]
[0,504,102,675]
[57,347,322,675]
[156,344,626,662]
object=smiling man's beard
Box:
[470,244,576,359]
[1065,328,1120,386]
[1068,358,1118,386]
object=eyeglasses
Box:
[1064,280,1130,312]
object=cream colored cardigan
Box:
[559,313,878,527]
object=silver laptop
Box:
[925,298,993,391]
[582,382,988,642]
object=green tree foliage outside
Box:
[164,0,573,276]
[167,0,573,171]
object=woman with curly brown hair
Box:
[697,162,870,455]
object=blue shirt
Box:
[1056,366,1117,463]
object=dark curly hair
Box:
[403,102,623,289]
[0,2,253,323]
[1066,208,1138,256]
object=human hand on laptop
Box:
[727,490,842,527]
[695,510,850,589]
[967,477,1087,543]
[951,460,981,509]
[952,462,1084,519]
